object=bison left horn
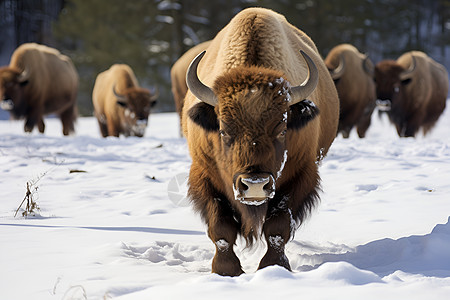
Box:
[186,51,218,107]
[17,68,29,83]
[399,55,416,81]
[289,50,319,106]
[329,55,345,80]
[112,85,127,102]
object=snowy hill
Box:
[1,104,450,299]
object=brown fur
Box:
[170,41,211,135]
[92,64,157,137]
[0,43,78,135]
[325,44,376,138]
[375,51,448,137]
[182,8,339,276]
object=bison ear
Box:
[288,99,319,130]
[188,102,219,132]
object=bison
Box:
[171,41,211,135]
[182,8,339,276]
[325,44,376,138]
[0,43,78,135]
[374,51,448,137]
[92,64,158,137]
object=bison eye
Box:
[277,130,287,141]
[219,129,232,145]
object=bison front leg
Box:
[24,110,44,133]
[106,118,120,137]
[208,214,243,276]
[258,209,292,271]
[60,105,76,136]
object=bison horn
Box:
[17,68,29,83]
[112,85,127,102]
[362,56,374,77]
[289,50,319,106]
[399,55,416,81]
[186,51,218,107]
[150,87,159,101]
[329,55,345,80]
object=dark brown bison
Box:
[374,51,448,137]
[0,43,78,135]
[171,41,211,134]
[92,64,157,137]
[182,8,339,276]
[325,44,376,138]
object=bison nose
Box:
[1,99,14,111]
[136,119,148,126]
[234,173,275,204]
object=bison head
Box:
[0,67,29,117]
[374,58,415,111]
[113,86,158,137]
[186,51,319,210]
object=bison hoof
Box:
[212,251,244,277]
[258,252,291,271]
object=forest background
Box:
[0,0,449,115]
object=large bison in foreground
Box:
[171,40,211,134]
[0,43,78,135]
[182,8,339,276]
[375,51,448,137]
[325,44,376,138]
[92,64,157,137]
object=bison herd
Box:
[0,8,448,276]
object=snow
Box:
[1,103,450,299]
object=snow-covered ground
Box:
[1,104,449,299]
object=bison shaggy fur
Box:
[182,8,339,276]
[0,43,78,135]
[325,44,376,138]
[92,64,157,137]
[375,51,448,137]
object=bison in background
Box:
[171,41,211,135]
[92,64,157,137]
[0,43,78,135]
[325,44,376,138]
[183,8,339,276]
[375,51,448,137]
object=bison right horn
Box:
[362,55,374,77]
[289,50,319,106]
[186,51,218,107]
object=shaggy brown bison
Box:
[375,51,448,137]
[0,43,78,135]
[171,41,211,134]
[92,64,157,137]
[325,44,376,138]
[182,8,339,276]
